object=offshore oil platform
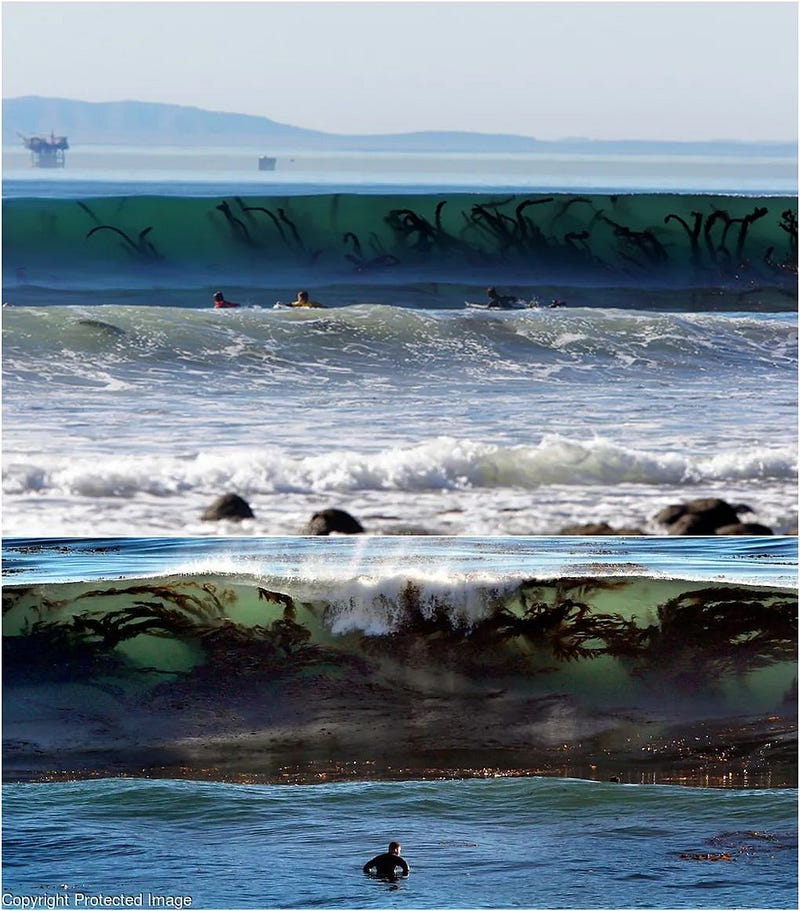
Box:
[19,131,69,167]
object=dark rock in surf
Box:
[304,508,364,535]
[559,522,647,536]
[655,498,752,535]
[201,493,255,522]
[654,504,687,527]
[715,522,774,536]
[664,513,724,535]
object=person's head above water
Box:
[363,840,409,878]
[297,290,309,302]
[213,291,224,302]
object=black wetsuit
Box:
[363,853,410,877]
[487,292,517,309]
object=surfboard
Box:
[273,301,326,310]
[464,299,538,310]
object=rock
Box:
[715,523,774,535]
[653,504,687,526]
[655,498,745,535]
[304,508,364,535]
[201,493,255,521]
[665,513,718,535]
[560,522,615,535]
[559,522,647,535]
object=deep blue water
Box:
[2,777,797,909]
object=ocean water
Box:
[2,536,798,909]
[3,777,797,910]
[2,150,798,537]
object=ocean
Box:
[2,149,798,910]
[2,148,797,537]
[3,777,797,910]
[2,535,798,909]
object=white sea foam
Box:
[4,305,796,537]
[4,434,797,498]
[3,433,796,537]
[5,436,795,500]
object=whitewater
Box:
[3,304,797,536]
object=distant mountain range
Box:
[3,95,797,156]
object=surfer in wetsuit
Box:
[290,289,324,308]
[363,841,410,879]
[486,286,518,308]
[212,291,240,309]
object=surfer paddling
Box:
[212,291,240,309]
[485,287,556,309]
[363,841,410,879]
[289,289,324,308]
[486,286,518,308]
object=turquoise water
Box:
[2,777,796,909]
[4,188,797,295]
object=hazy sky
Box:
[2,1,797,142]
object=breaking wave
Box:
[4,189,797,300]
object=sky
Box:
[2,1,797,142]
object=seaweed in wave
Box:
[5,191,798,293]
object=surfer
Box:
[363,841,410,879]
[212,291,240,309]
[289,289,324,308]
[486,286,519,308]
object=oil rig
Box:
[19,131,69,168]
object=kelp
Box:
[2,577,796,687]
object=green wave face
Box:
[4,191,798,290]
[3,573,796,713]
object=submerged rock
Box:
[201,493,255,521]
[304,508,365,535]
[76,318,126,337]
